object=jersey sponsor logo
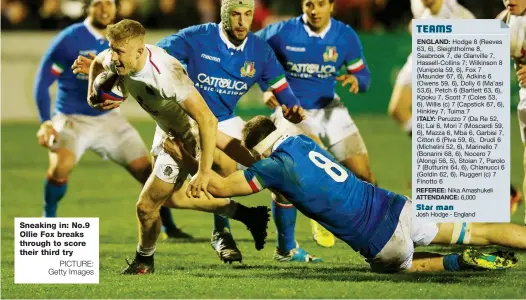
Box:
[201,53,221,63]
[323,46,338,62]
[195,73,248,96]
[286,62,337,79]
[240,61,256,78]
[285,45,306,52]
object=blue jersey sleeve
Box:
[156,31,191,68]
[343,26,371,92]
[33,32,70,123]
[255,22,284,92]
[243,157,284,193]
[255,21,284,42]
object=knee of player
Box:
[49,150,76,178]
[136,193,160,216]
[136,200,157,219]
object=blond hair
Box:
[107,19,145,43]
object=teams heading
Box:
[416,25,453,33]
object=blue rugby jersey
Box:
[243,135,406,258]
[157,23,300,122]
[34,19,110,122]
[256,15,371,109]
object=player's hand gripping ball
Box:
[91,71,128,107]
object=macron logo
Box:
[201,53,221,63]
[286,46,306,52]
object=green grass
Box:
[2,115,526,298]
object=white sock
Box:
[137,244,156,256]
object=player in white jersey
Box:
[86,19,283,274]
[499,0,526,222]
[388,0,475,139]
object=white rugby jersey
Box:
[507,14,526,63]
[97,44,195,140]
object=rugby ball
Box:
[93,71,128,104]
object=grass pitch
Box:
[2,115,525,298]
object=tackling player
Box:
[499,0,526,222]
[86,19,275,274]
[163,115,526,273]
[34,0,187,239]
[156,0,323,263]
[255,0,376,249]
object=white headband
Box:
[252,128,285,155]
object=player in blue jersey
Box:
[163,115,526,273]
[156,0,323,263]
[255,0,377,249]
[34,0,191,239]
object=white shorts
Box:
[395,53,412,86]
[518,88,526,143]
[218,116,247,171]
[218,116,245,140]
[151,125,199,186]
[51,110,148,166]
[271,99,367,161]
[367,198,439,273]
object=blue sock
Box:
[214,213,231,233]
[272,200,297,253]
[43,176,68,217]
[443,254,461,271]
[160,206,177,232]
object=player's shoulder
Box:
[262,17,301,35]
[247,31,276,54]
[178,22,218,38]
[51,22,86,46]
[332,19,358,37]
[147,44,188,76]
[157,23,217,48]
[147,44,183,66]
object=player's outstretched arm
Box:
[179,88,218,197]
[215,130,258,167]
[162,137,255,198]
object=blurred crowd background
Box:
[1,0,509,32]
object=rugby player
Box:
[163,115,525,273]
[35,0,187,239]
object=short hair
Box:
[107,19,145,43]
[242,116,277,150]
